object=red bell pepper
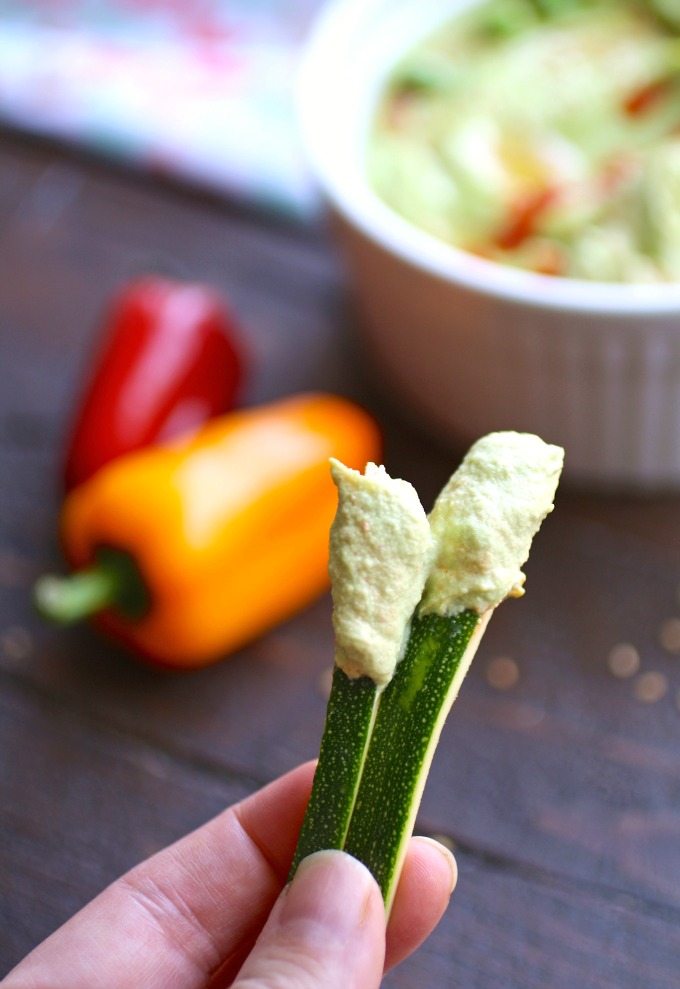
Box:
[62,276,245,491]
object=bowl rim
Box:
[297,0,680,317]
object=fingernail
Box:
[281,850,378,944]
[415,836,458,894]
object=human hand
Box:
[2,762,456,989]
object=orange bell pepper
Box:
[35,393,382,669]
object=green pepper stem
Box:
[33,548,150,625]
[34,566,122,625]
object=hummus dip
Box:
[329,433,563,686]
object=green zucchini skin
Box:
[343,610,482,911]
[290,608,487,913]
[289,666,380,878]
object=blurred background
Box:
[1,3,680,987]
[0,0,323,215]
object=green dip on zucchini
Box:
[368,0,680,281]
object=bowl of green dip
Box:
[298,0,680,489]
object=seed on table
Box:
[1,625,32,661]
[0,551,31,587]
[658,618,680,654]
[429,832,456,852]
[607,642,640,679]
[486,656,519,691]
[633,671,668,703]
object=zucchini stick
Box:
[290,609,489,911]
[291,668,380,869]
[291,432,563,906]
[343,609,490,914]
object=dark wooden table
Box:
[2,129,680,987]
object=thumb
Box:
[232,850,386,989]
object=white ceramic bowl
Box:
[298,0,680,490]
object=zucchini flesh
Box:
[290,607,491,912]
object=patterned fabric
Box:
[0,1,325,216]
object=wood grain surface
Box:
[1,130,680,986]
